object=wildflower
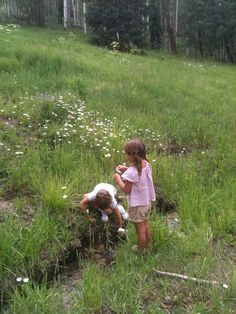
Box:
[62,187,67,190]
[16,277,22,282]
[15,152,23,155]
[104,153,111,158]
[23,278,29,283]
[63,195,68,199]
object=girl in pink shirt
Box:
[113,139,156,252]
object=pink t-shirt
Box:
[121,162,156,207]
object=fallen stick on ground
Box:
[154,270,229,289]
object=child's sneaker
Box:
[118,228,126,238]
[117,204,129,220]
[101,211,109,222]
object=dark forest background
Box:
[0,0,235,62]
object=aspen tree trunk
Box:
[3,0,7,19]
[146,0,150,33]
[11,0,16,16]
[7,0,10,18]
[71,0,76,26]
[64,0,68,29]
[83,0,87,34]
[56,0,59,24]
[76,0,80,27]
[175,0,179,43]
[161,0,177,54]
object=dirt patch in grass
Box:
[0,116,19,129]
[157,143,191,156]
[0,199,32,225]
[0,199,34,225]
[154,142,209,156]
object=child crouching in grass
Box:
[79,183,128,234]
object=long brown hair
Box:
[124,139,148,174]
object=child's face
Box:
[125,152,134,163]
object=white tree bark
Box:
[6,0,10,18]
[76,0,80,27]
[71,0,77,26]
[146,0,150,33]
[175,0,179,42]
[64,0,68,29]
[83,0,87,34]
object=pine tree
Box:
[148,0,162,48]
[215,0,236,62]
[86,0,148,51]
[182,0,236,61]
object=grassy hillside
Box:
[0,24,236,313]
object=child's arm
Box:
[113,174,132,194]
[113,206,124,229]
[79,195,96,223]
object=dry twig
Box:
[154,269,229,289]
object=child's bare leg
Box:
[144,220,151,248]
[134,222,147,251]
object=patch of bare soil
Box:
[159,282,203,313]
[153,142,209,156]
[0,199,34,225]
[0,200,18,220]
[60,244,116,311]
[166,211,180,229]
[0,116,18,129]
[157,143,191,156]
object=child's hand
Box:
[118,227,126,237]
[116,165,128,173]
[89,217,96,224]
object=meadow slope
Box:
[0,25,236,313]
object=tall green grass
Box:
[6,283,64,314]
[0,25,235,312]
